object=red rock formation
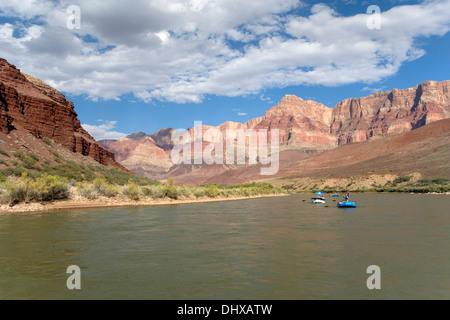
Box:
[0,58,127,171]
[101,80,450,181]
[100,134,173,179]
[331,81,450,145]
[173,118,450,185]
[254,95,335,148]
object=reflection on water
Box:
[1,194,449,299]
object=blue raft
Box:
[337,201,357,208]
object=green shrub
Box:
[49,150,59,158]
[161,184,179,199]
[193,189,205,198]
[1,165,32,178]
[87,164,97,172]
[393,175,411,185]
[2,173,69,204]
[94,166,159,186]
[12,151,27,161]
[123,182,140,200]
[3,176,27,204]
[141,186,153,197]
[77,182,98,200]
[431,177,449,185]
[29,153,39,162]
[219,189,232,198]
[0,147,9,157]
[417,178,432,186]
[204,185,219,198]
[27,174,69,202]
[151,186,165,199]
[178,186,192,198]
[21,154,39,169]
[42,137,52,146]
[93,178,119,198]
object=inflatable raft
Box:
[312,196,326,204]
[337,201,357,208]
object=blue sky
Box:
[0,0,449,139]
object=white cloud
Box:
[259,94,273,103]
[82,120,127,141]
[0,0,449,103]
[362,86,387,93]
[232,108,248,116]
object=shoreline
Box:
[1,191,447,215]
[0,193,289,215]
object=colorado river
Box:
[1,193,449,299]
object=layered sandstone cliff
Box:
[254,95,335,148]
[101,134,173,179]
[0,58,127,171]
[331,80,450,145]
[101,80,450,180]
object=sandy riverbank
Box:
[0,193,289,215]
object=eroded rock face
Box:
[254,95,336,148]
[330,81,450,145]
[99,134,174,179]
[101,80,449,181]
[0,58,127,171]
[253,82,450,148]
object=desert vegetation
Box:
[0,174,286,206]
[0,149,286,206]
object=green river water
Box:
[1,193,449,299]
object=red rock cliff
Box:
[252,81,450,148]
[331,80,450,145]
[0,58,127,171]
[99,80,450,179]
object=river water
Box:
[1,193,449,300]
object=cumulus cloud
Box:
[82,120,127,141]
[0,0,449,103]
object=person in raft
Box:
[343,193,350,202]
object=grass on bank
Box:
[0,174,286,206]
[0,149,286,206]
